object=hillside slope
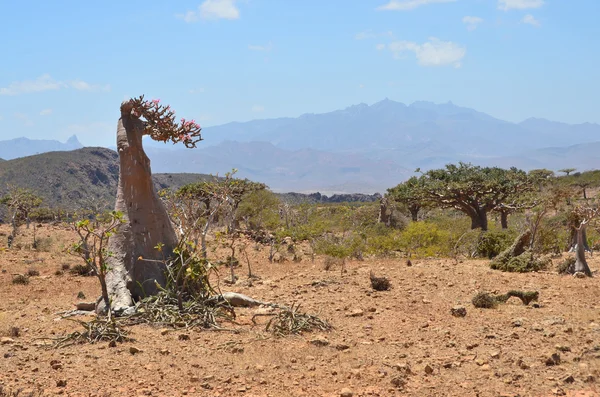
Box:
[0,147,212,210]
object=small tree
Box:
[387,176,426,222]
[417,163,535,231]
[0,186,42,244]
[559,168,576,176]
[70,211,126,308]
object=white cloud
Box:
[0,74,63,96]
[388,37,465,67]
[69,80,111,92]
[0,75,109,96]
[179,0,240,22]
[359,84,365,89]
[251,105,265,112]
[248,42,273,52]
[521,14,541,27]
[376,43,386,50]
[462,16,483,31]
[40,109,53,116]
[377,0,457,11]
[498,0,544,11]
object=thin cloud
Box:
[40,109,53,116]
[498,0,544,11]
[251,105,265,113]
[387,37,466,68]
[178,0,240,22]
[248,42,273,52]
[0,74,63,96]
[522,14,541,27]
[355,30,393,40]
[0,75,109,96]
[377,0,457,11]
[462,16,483,31]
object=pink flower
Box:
[152,99,160,104]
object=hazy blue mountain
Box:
[146,141,410,194]
[0,135,83,160]
[202,99,600,158]
[4,100,600,193]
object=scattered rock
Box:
[450,306,467,318]
[56,379,67,387]
[0,337,15,345]
[424,364,434,375]
[545,353,561,366]
[178,334,190,341]
[129,346,142,355]
[310,337,330,347]
[76,291,86,299]
[490,351,501,359]
[75,302,96,311]
[516,359,530,370]
[391,376,407,388]
[562,374,575,384]
[555,345,570,352]
[50,360,62,370]
[335,343,350,351]
[347,309,364,317]
[340,388,353,397]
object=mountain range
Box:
[1,99,599,193]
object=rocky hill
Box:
[0,147,212,210]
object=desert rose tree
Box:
[104,96,202,311]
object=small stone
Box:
[159,329,170,336]
[563,375,575,384]
[335,343,350,351]
[391,376,407,388]
[480,364,491,371]
[50,360,63,370]
[517,359,530,370]
[545,353,561,366]
[0,337,15,345]
[511,319,523,327]
[340,388,353,397]
[75,302,96,311]
[76,291,86,299]
[348,309,364,317]
[450,306,467,318]
[159,349,170,355]
[178,334,190,341]
[310,337,330,347]
[555,345,570,352]
[129,346,142,355]
[424,364,434,375]
[56,379,67,387]
[490,351,501,359]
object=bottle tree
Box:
[104,97,202,311]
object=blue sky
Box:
[0,0,598,147]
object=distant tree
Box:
[0,186,42,242]
[418,163,535,231]
[387,176,426,222]
[559,168,576,176]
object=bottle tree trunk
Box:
[570,223,593,277]
[104,102,178,311]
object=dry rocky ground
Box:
[0,224,599,397]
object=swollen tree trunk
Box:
[570,224,593,277]
[378,197,390,225]
[409,205,420,222]
[104,102,179,310]
[500,211,509,229]
[468,207,489,231]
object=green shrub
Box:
[398,221,451,258]
[476,230,517,259]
